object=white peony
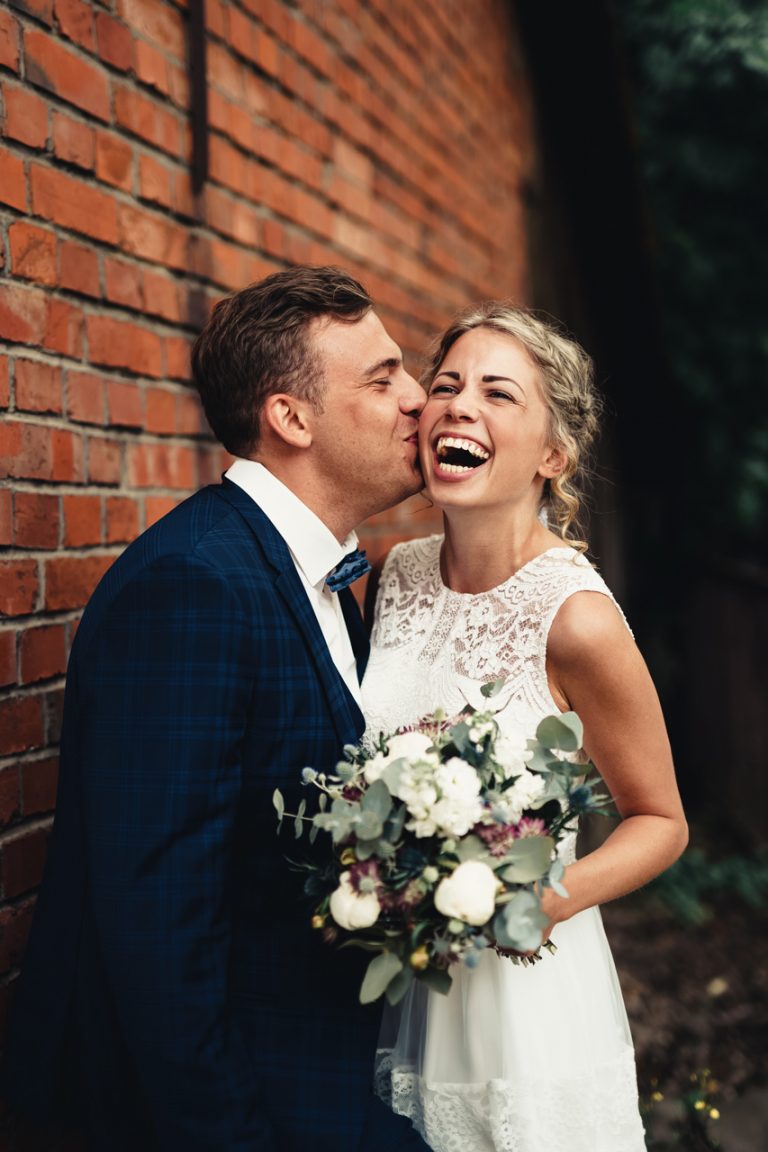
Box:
[434,860,499,926]
[363,730,436,784]
[329,872,381,930]
[494,732,532,779]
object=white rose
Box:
[363,730,436,784]
[435,757,482,803]
[494,733,531,779]
[329,872,381,930]
[434,860,499,926]
[430,796,483,838]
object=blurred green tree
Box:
[617,0,768,563]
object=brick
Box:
[2,83,49,148]
[142,268,179,322]
[0,8,21,72]
[0,356,9,409]
[0,560,38,616]
[134,36,168,95]
[44,296,84,359]
[30,163,119,245]
[59,237,100,297]
[61,493,101,547]
[104,255,143,309]
[0,630,16,688]
[15,358,62,414]
[138,151,173,208]
[117,202,187,270]
[95,129,134,191]
[167,60,188,110]
[117,0,185,60]
[25,27,110,121]
[0,694,44,756]
[164,335,190,380]
[9,221,56,286]
[105,495,139,543]
[22,755,59,816]
[20,624,67,683]
[0,766,20,827]
[95,10,133,71]
[8,0,53,24]
[145,494,179,526]
[44,554,112,610]
[0,488,11,545]
[0,146,26,211]
[0,825,49,899]
[54,0,95,52]
[0,898,35,973]
[176,389,204,436]
[44,684,65,745]
[127,441,196,489]
[67,369,105,424]
[87,435,121,484]
[145,385,175,434]
[87,315,163,377]
[114,82,181,156]
[107,379,143,427]
[14,490,60,548]
[0,281,47,345]
[50,426,84,482]
[52,110,95,169]
[0,420,47,481]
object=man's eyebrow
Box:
[362,355,402,376]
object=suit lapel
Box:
[215,479,366,744]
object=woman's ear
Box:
[262,393,313,449]
[538,444,567,480]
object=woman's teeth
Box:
[435,436,490,472]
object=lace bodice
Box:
[363,534,628,744]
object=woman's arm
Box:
[541,589,688,930]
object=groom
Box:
[6,267,427,1150]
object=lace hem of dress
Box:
[374,1047,646,1152]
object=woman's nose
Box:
[445,390,478,421]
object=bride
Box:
[361,303,688,1152]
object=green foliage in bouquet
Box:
[274,683,612,1005]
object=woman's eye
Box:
[489,389,516,402]
[429,384,456,395]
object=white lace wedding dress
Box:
[361,535,646,1152]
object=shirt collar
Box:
[225,459,358,587]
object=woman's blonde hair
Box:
[421,303,601,550]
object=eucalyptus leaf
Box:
[385,963,415,1005]
[480,678,506,698]
[536,712,583,752]
[455,834,488,862]
[272,789,285,820]
[500,836,554,882]
[355,810,384,841]
[493,890,548,952]
[361,779,393,822]
[417,965,453,996]
[360,951,404,1004]
[294,798,306,839]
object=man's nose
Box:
[399,371,426,415]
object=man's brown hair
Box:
[191,266,372,456]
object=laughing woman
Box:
[361,303,688,1152]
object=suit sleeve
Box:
[77,552,276,1150]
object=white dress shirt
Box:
[225,459,362,705]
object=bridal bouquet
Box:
[273,682,611,1005]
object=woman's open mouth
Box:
[433,436,491,476]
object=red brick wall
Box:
[0,0,536,1078]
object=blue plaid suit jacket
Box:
[6,479,425,1151]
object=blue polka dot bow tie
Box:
[325,548,372,592]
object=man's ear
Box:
[262,393,313,449]
[538,444,567,480]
